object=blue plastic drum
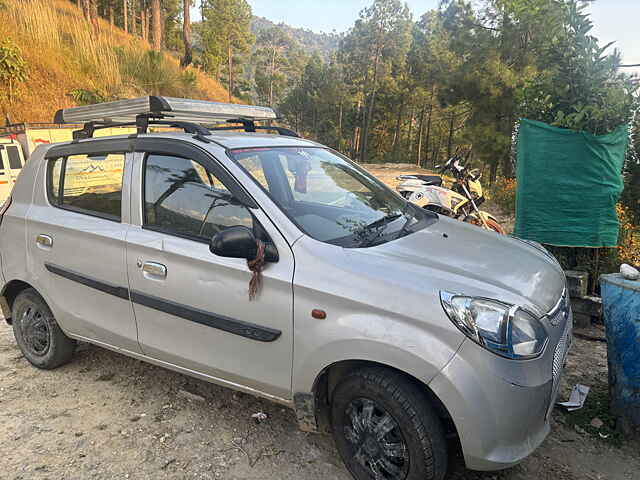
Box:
[600,273,640,434]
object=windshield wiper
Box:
[363,213,402,232]
[396,203,418,239]
[358,213,402,247]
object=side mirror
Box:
[210,226,279,262]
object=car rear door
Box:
[26,140,140,352]
[125,141,294,401]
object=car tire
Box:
[331,367,447,480]
[12,288,76,369]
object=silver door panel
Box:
[25,151,140,352]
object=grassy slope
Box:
[0,0,230,123]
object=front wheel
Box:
[331,367,447,480]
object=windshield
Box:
[230,147,437,247]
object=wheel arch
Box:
[294,358,458,440]
[0,279,36,324]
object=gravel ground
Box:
[1,322,639,480]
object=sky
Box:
[194,1,639,73]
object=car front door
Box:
[27,143,141,352]
[125,145,294,400]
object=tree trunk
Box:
[109,5,114,26]
[180,0,192,67]
[132,0,139,36]
[123,0,128,33]
[357,96,366,161]
[407,107,414,160]
[141,7,146,40]
[89,0,99,36]
[490,158,499,184]
[81,0,90,20]
[416,104,426,166]
[160,5,166,49]
[338,101,343,151]
[227,43,233,102]
[360,46,382,163]
[434,133,444,167]
[424,93,434,166]
[269,47,276,106]
[145,8,151,41]
[446,111,455,160]
[392,101,404,159]
[501,113,515,178]
[151,0,161,51]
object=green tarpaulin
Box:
[514,118,627,247]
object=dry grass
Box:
[0,0,230,123]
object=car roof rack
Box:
[53,96,299,140]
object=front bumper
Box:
[429,313,572,471]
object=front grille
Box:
[553,315,572,383]
[546,303,573,419]
[399,191,412,199]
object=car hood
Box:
[343,215,565,315]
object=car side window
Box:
[143,154,253,241]
[48,153,125,221]
[48,157,63,204]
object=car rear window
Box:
[48,153,125,221]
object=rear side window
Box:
[143,153,252,241]
[48,158,63,204]
[48,153,125,221]
[6,146,22,169]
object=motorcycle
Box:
[396,153,505,234]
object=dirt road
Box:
[1,322,639,480]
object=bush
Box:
[617,204,640,267]
[488,177,516,215]
[518,1,637,136]
[69,88,111,105]
[546,204,639,294]
[0,38,27,105]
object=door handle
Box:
[36,234,53,248]
[142,261,167,279]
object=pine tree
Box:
[180,0,192,67]
[201,0,254,102]
[151,0,161,50]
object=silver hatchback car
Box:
[0,97,572,480]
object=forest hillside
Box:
[0,0,229,123]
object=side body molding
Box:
[44,263,281,342]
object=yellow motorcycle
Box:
[396,153,505,234]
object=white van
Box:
[0,123,136,202]
[0,138,25,201]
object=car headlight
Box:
[440,292,548,359]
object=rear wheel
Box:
[331,367,447,480]
[12,288,76,369]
